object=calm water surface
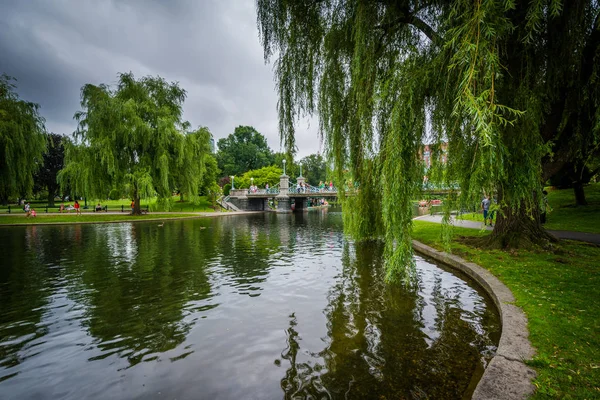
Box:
[0,210,500,399]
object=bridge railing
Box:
[288,183,337,194]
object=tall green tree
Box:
[176,126,212,202]
[299,153,327,186]
[235,165,283,188]
[59,72,207,214]
[34,133,65,207]
[273,151,299,177]
[0,74,47,204]
[256,0,600,279]
[216,126,274,177]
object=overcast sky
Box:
[0,0,321,158]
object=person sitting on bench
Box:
[95,203,103,212]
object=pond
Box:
[0,210,500,399]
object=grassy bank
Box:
[544,183,600,234]
[0,213,207,226]
[1,195,216,214]
[412,220,600,399]
[446,183,600,234]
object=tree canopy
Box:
[0,74,47,204]
[175,126,213,203]
[256,0,600,280]
[216,126,274,177]
[299,153,328,186]
[235,165,283,188]
[59,72,210,214]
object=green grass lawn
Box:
[456,211,484,223]
[0,213,208,225]
[1,195,216,214]
[544,183,600,234]
[452,183,600,234]
[412,220,600,399]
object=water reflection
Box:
[0,211,499,399]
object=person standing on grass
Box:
[540,190,552,224]
[481,195,491,226]
[74,200,81,216]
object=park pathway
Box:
[414,214,600,245]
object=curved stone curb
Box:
[412,240,537,400]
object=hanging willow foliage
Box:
[257,0,600,281]
[59,73,211,213]
[0,74,47,203]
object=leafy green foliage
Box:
[299,153,327,186]
[412,220,600,399]
[175,126,213,204]
[0,74,47,203]
[33,133,65,206]
[59,72,209,214]
[216,126,274,177]
[273,151,298,177]
[256,0,600,280]
[235,165,283,188]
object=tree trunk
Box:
[47,189,56,207]
[484,202,558,249]
[133,196,142,215]
[573,182,588,206]
[131,185,142,215]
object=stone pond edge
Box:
[412,240,537,400]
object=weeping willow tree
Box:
[256,0,600,280]
[59,72,209,214]
[0,74,47,204]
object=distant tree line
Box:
[0,72,331,211]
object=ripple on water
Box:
[0,214,499,399]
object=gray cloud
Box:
[0,0,321,158]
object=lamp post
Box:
[282,159,287,175]
[230,175,235,190]
[251,177,254,192]
[299,164,303,177]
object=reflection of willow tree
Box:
[216,214,284,292]
[63,220,219,366]
[292,210,344,251]
[279,313,301,397]
[280,241,498,399]
[0,227,66,379]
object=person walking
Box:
[74,200,81,216]
[481,195,491,226]
[540,190,552,224]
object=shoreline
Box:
[0,210,267,227]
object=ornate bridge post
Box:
[295,172,308,211]
[228,188,248,210]
[275,173,292,213]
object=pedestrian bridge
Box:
[221,174,459,213]
[225,177,339,213]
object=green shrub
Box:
[223,184,231,196]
